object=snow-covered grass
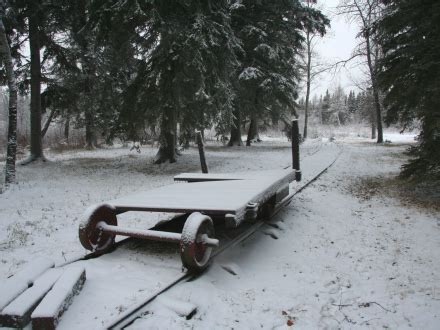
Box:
[1,132,438,329]
[129,136,439,329]
[0,138,312,277]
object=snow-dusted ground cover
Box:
[1,132,439,329]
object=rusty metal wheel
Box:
[79,204,117,253]
[180,212,215,272]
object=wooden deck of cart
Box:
[78,168,297,270]
[107,169,296,227]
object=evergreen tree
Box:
[230,0,328,146]
[377,0,440,178]
[329,86,349,125]
[321,89,331,124]
[2,0,74,161]
[95,0,240,162]
[347,90,357,114]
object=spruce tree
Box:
[229,0,328,145]
[377,0,440,178]
[112,0,240,163]
[230,0,328,146]
[3,0,74,161]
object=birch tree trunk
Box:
[0,4,18,187]
[303,30,312,140]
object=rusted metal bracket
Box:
[245,202,259,221]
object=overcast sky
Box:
[309,0,365,97]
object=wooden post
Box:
[291,119,301,181]
[31,268,86,330]
[196,131,208,174]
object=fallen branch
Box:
[331,303,352,309]
[358,301,393,313]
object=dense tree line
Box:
[2,0,436,184]
[298,87,382,137]
[0,0,329,173]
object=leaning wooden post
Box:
[196,131,208,174]
[291,119,301,181]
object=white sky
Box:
[307,0,365,98]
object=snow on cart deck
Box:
[108,169,295,223]
[173,169,293,182]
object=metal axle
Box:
[97,222,219,247]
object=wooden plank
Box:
[196,131,209,174]
[225,171,295,227]
[174,173,242,182]
[0,269,63,328]
[31,267,86,330]
[108,169,295,228]
[0,257,55,311]
[174,169,291,182]
[111,169,295,213]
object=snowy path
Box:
[1,137,439,329]
[128,143,440,329]
[55,143,341,329]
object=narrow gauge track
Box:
[106,146,342,330]
[59,142,327,269]
[60,141,329,268]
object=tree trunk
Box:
[154,106,177,163]
[228,107,243,146]
[23,3,45,163]
[371,88,383,142]
[64,115,70,142]
[303,30,312,140]
[246,118,255,146]
[246,114,260,146]
[196,131,208,173]
[41,108,56,138]
[365,30,383,143]
[371,111,376,139]
[84,111,95,149]
[0,9,18,187]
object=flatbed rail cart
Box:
[79,120,302,272]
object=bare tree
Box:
[303,24,314,139]
[0,1,18,188]
[337,0,384,143]
[300,0,329,140]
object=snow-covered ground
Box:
[1,132,439,329]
